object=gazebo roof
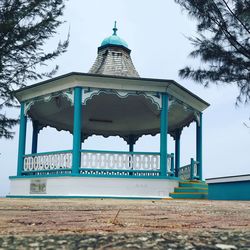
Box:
[13,72,209,142]
[14,72,209,109]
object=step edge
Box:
[175,187,208,190]
[170,192,208,195]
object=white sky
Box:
[0,0,249,196]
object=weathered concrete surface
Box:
[0,198,249,249]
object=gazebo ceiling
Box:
[28,92,196,143]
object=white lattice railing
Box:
[178,158,199,180]
[178,164,191,180]
[22,150,176,177]
[23,151,72,174]
[80,150,160,176]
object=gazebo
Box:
[8,24,209,199]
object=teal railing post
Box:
[196,113,203,180]
[160,93,168,177]
[170,153,174,176]
[17,102,27,176]
[190,158,194,180]
[31,121,39,154]
[175,129,181,177]
[72,87,82,175]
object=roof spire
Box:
[113,21,118,35]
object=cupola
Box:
[89,22,140,77]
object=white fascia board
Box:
[206,174,250,184]
[167,84,208,112]
[15,75,78,102]
[74,74,169,92]
[15,74,168,102]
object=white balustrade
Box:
[81,152,160,171]
[179,160,199,180]
[193,162,198,177]
[23,152,72,172]
[167,157,172,173]
[178,164,191,180]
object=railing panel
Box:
[178,164,191,180]
[179,158,199,180]
[23,151,72,175]
[21,150,178,178]
[80,151,160,176]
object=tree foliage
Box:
[0,0,68,139]
[175,0,250,104]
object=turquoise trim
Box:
[170,193,208,199]
[179,182,207,188]
[79,168,160,173]
[129,143,134,152]
[72,87,82,174]
[112,21,117,35]
[6,195,163,200]
[190,158,194,180]
[22,168,71,173]
[25,150,159,157]
[160,93,168,177]
[9,174,179,180]
[31,121,39,154]
[25,150,72,157]
[175,130,181,177]
[80,149,160,155]
[196,113,203,180]
[17,102,27,176]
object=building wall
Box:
[207,175,250,200]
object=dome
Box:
[100,22,129,49]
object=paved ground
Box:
[0,198,249,249]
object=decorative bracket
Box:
[24,89,74,115]
[194,112,201,127]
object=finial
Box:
[113,21,118,35]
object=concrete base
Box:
[8,176,179,199]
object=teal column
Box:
[196,113,203,180]
[72,87,82,175]
[128,135,135,152]
[129,143,134,152]
[160,93,168,177]
[17,102,27,176]
[31,121,39,154]
[175,130,181,177]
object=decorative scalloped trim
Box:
[24,89,74,115]
[82,89,162,110]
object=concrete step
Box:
[179,181,208,189]
[174,187,208,193]
[170,192,208,199]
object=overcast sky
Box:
[0,0,249,196]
